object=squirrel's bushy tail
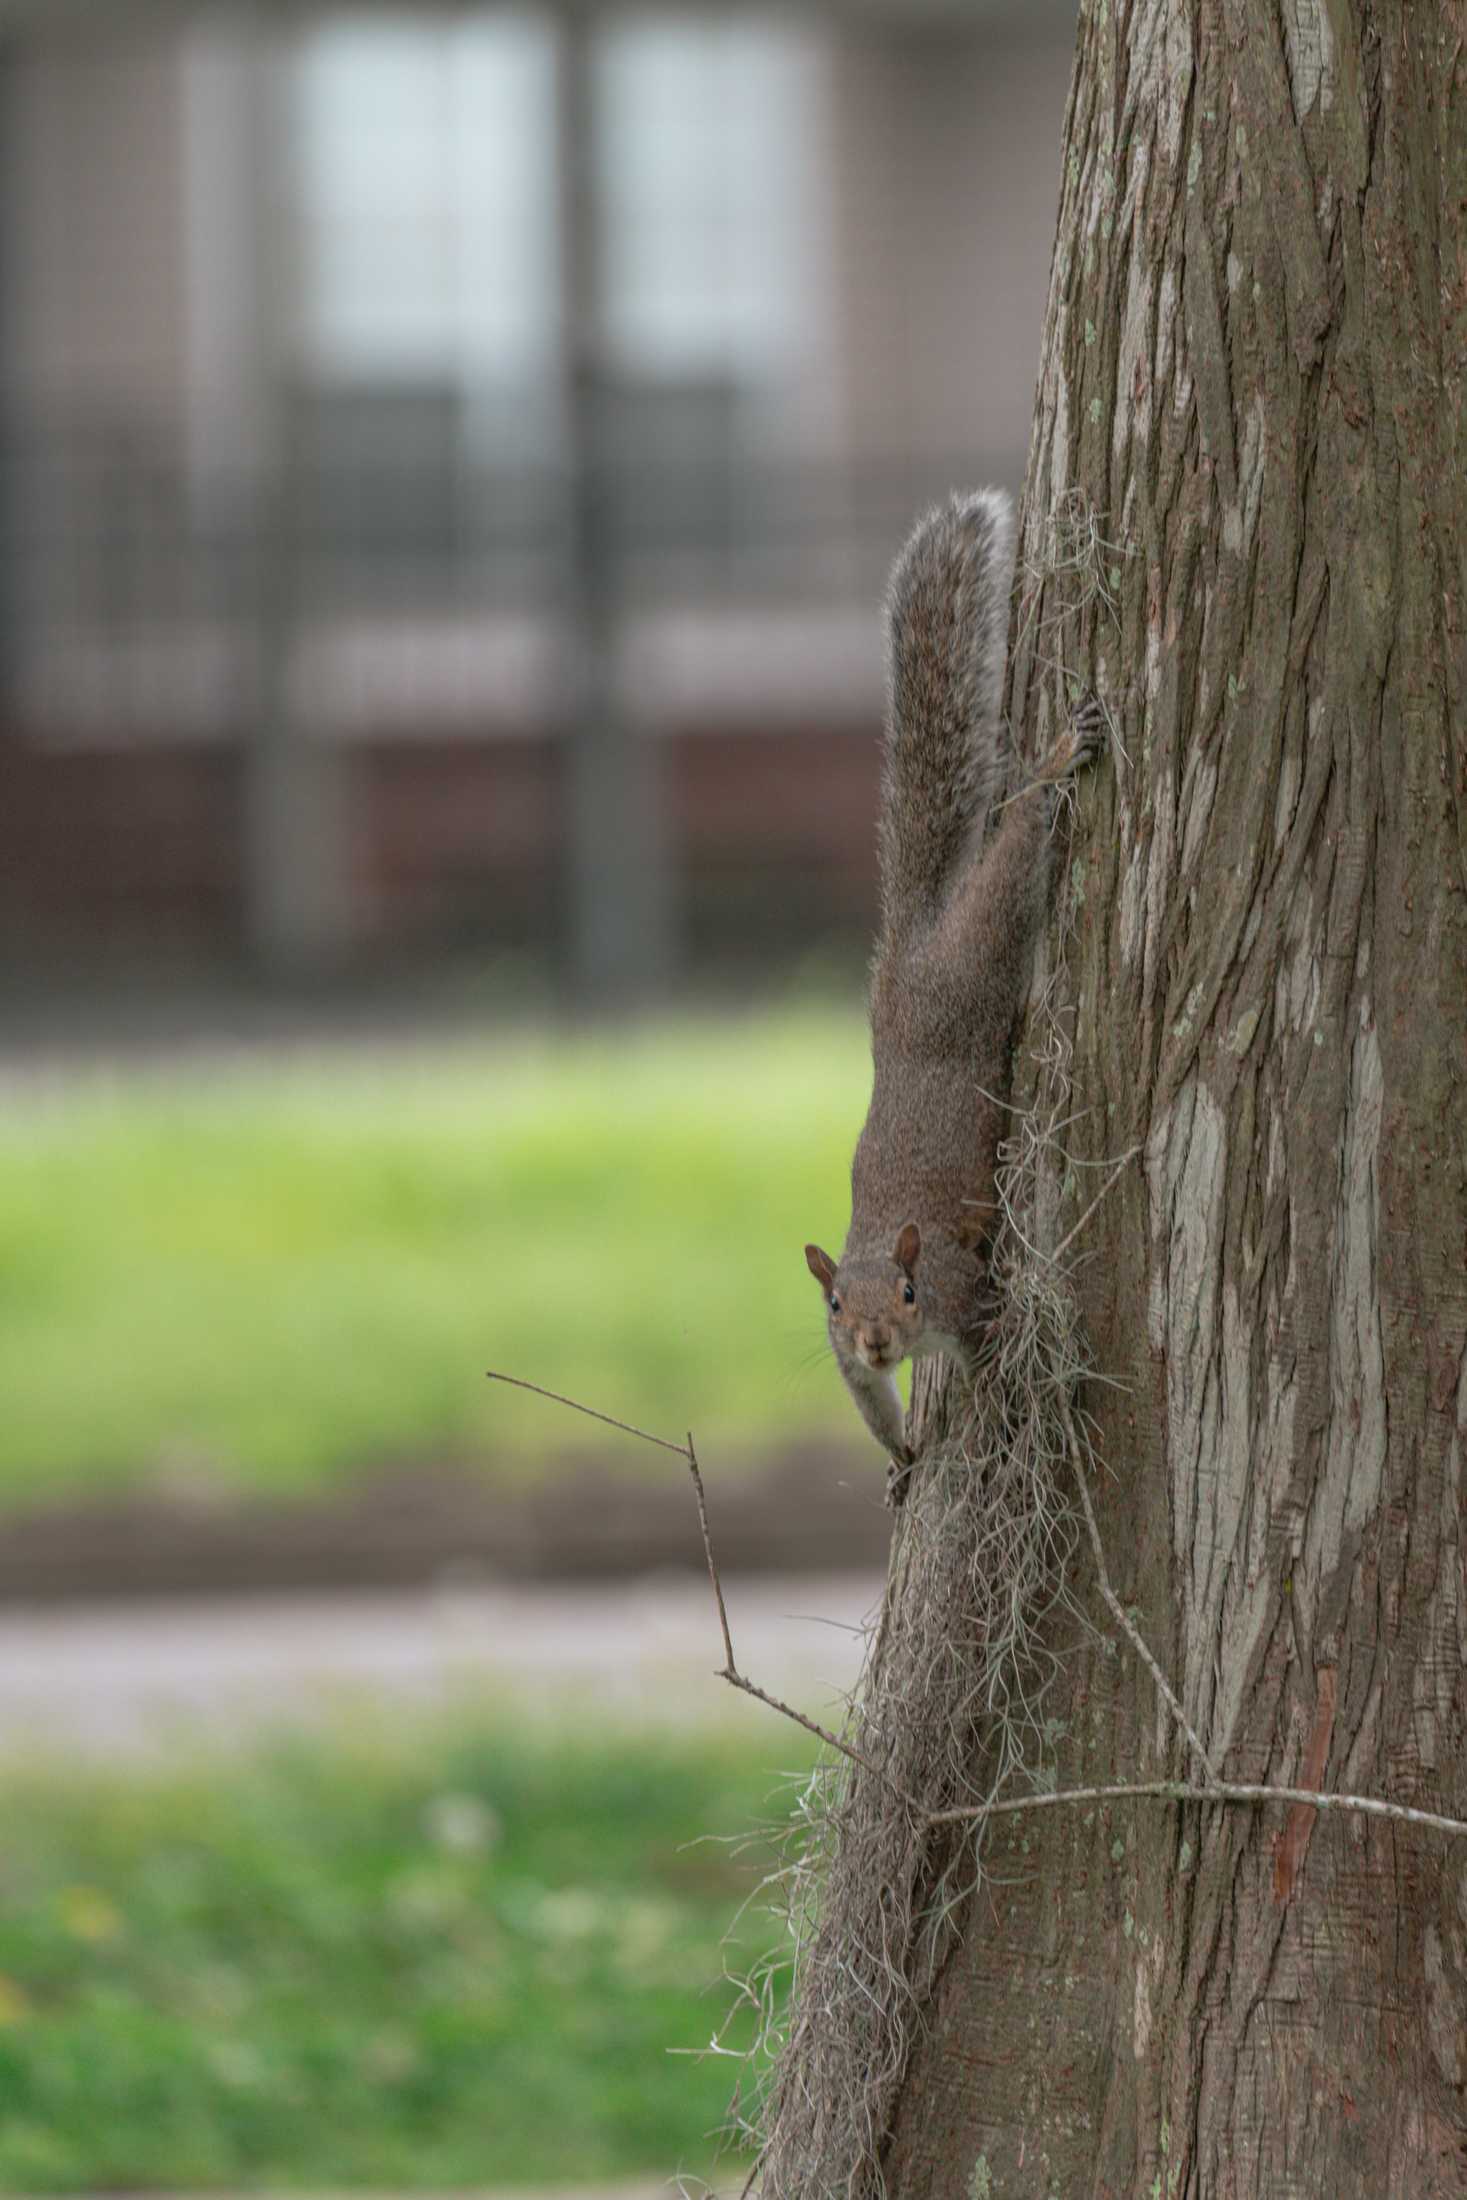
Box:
[879,488,1014,941]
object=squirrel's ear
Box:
[894,1222,921,1277]
[805,1243,837,1291]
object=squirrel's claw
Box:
[1030,691,1108,797]
[1070,691,1107,766]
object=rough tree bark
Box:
[876,4,1467,2193]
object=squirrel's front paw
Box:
[1071,692,1107,768]
[885,1454,915,1510]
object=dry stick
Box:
[684,1429,737,1673]
[485,1371,1467,1848]
[484,1370,904,1796]
[484,1368,690,1458]
[1059,1399,1220,1784]
[1049,1142,1143,1269]
[924,1780,1467,1840]
[682,1433,902,1793]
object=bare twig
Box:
[924,1779,1467,1841]
[1049,1142,1143,1267]
[1059,1399,1220,1782]
[685,1436,901,1793]
[686,1430,736,1672]
[486,1369,900,1794]
[522,1347,1467,1863]
[484,1368,689,1457]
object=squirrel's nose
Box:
[860,1325,891,1355]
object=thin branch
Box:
[486,1369,1467,1864]
[484,1368,690,1457]
[1049,1143,1143,1268]
[485,1368,903,1796]
[1060,1400,1220,1783]
[924,1779,1467,1840]
[721,1671,889,1782]
[685,1438,906,1794]
[686,1431,736,1671]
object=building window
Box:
[292,11,821,388]
[595,18,823,379]
[293,12,558,381]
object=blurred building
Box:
[0,2,1077,996]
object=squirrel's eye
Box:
[829,1293,841,1314]
[902,1282,916,1305]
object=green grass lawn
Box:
[0,1005,871,1508]
[0,1716,813,2191]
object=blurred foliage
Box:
[0,1006,869,1506]
[0,1714,813,2190]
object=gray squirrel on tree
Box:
[804,489,1103,1503]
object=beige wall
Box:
[6,28,191,413]
[825,24,1075,484]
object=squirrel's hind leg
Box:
[932,693,1103,1032]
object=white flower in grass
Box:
[422,1791,500,1856]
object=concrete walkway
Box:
[0,1571,883,1757]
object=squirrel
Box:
[803,489,1103,1503]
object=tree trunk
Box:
[771,4,1467,2194]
